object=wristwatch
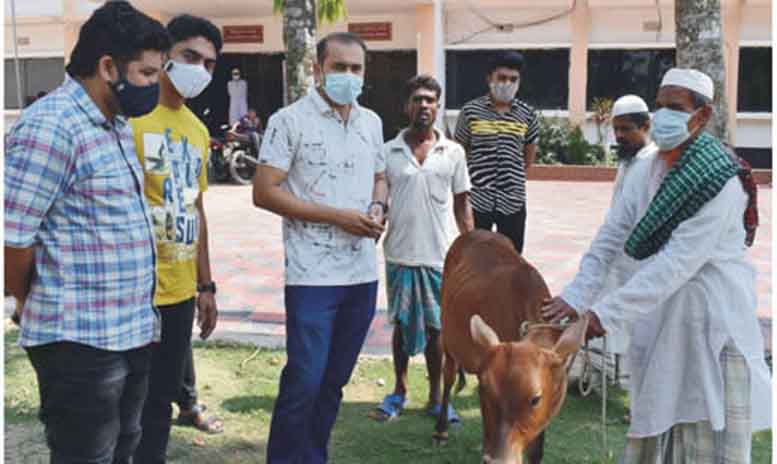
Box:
[368,201,388,214]
[197,281,217,294]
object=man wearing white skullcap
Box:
[543,68,769,463]
[610,94,655,201]
[574,94,658,364]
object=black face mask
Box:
[110,71,160,118]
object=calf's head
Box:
[470,314,589,464]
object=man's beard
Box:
[411,117,433,131]
[615,143,642,161]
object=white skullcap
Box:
[612,95,649,117]
[660,68,714,100]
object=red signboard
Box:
[348,22,392,41]
[223,25,264,44]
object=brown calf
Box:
[435,230,589,464]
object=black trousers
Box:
[176,345,197,411]
[133,298,196,464]
[473,207,527,254]
[26,342,152,464]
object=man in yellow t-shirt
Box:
[130,15,222,463]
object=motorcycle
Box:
[206,121,261,185]
[201,107,261,185]
[208,130,231,183]
[223,126,262,185]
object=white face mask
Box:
[232,73,241,81]
[490,80,519,103]
[165,60,212,99]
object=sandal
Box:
[367,393,406,422]
[426,402,461,425]
[177,404,224,434]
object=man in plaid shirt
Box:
[4,3,170,463]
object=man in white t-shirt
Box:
[369,75,473,423]
[253,32,387,463]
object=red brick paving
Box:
[203,181,772,354]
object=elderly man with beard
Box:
[543,68,770,463]
[590,94,658,357]
[369,75,474,423]
[610,95,657,205]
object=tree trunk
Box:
[283,0,317,104]
[675,0,729,142]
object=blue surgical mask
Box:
[651,108,694,151]
[110,71,159,118]
[323,73,363,105]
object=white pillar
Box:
[434,0,446,125]
[722,0,744,145]
[568,0,590,126]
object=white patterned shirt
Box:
[258,90,385,286]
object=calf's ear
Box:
[552,313,590,363]
[470,315,500,350]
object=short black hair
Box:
[487,51,524,75]
[167,14,223,53]
[66,1,170,78]
[622,112,650,129]
[403,75,442,103]
[317,32,367,64]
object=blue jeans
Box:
[26,342,151,464]
[267,282,378,464]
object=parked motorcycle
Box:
[208,125,261,185]
[208,130,231,183]
[224,126,261,185]
[202,108,261,185]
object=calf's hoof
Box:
[432,431,449,446]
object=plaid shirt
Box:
[5,76,159,351]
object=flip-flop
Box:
[176,403,207,424]
[367,393,406,422]
[177,404,224,434]
[426,402,461,425]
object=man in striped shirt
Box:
[454,51,539,254]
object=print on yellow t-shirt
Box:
[131,105,209,306]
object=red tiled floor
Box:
[203,182,772,354]
[6,181,769,355]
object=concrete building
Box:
[4,0,772,167]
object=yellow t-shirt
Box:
[130,104,209,306]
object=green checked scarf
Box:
[625,132,739,260]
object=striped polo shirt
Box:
[454,95,539,215]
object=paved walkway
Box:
[204,181,772,354]
[5,181,771,355]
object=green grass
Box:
[5,328,772,463]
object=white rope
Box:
[523,320,610,455]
